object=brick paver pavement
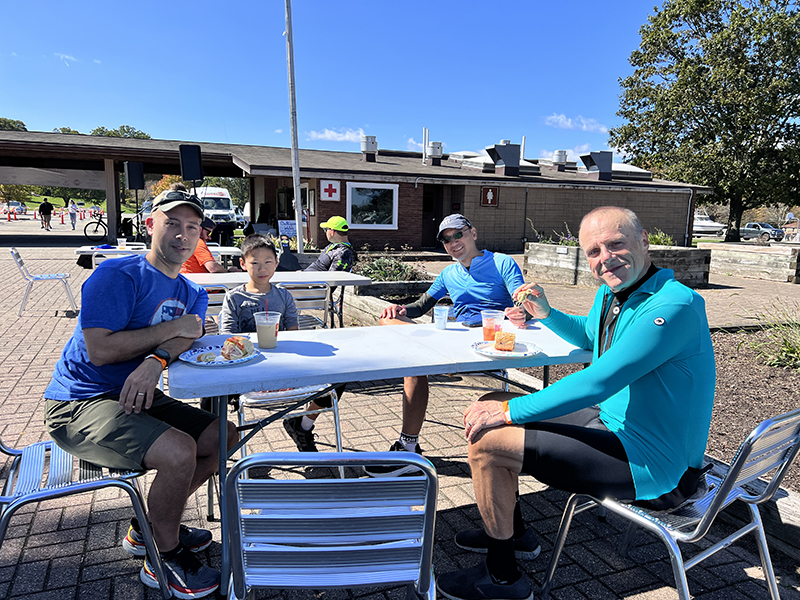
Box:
[1,215,799,599]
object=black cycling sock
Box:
[513,494,526,539]
[486,534,521,584]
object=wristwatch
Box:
[145,348,171,371]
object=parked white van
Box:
[194,186,237,226]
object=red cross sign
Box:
[320,180,340,201]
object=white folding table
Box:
[167,320,592,596]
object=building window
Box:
[346,182,398,229]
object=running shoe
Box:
[283,416,318,452]
[363,441,423,477]
[122,518,213,557]
[141,543,220,599]
[454,527,541,560]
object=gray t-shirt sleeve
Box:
[218,290,239,334]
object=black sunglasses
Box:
[154,191,202,209]
[441,228,470,244]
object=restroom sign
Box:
[320,180,340,201]
[481,187,499,207]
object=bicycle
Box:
[83,212,108,242]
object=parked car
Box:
[234,206,248,229]
[740,222,785,242]
[7,201,28,215]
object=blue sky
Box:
[1,1,656,162]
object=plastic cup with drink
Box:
[254,311,282,349]
[118,238,127,250]
[433,305,450,330]
[481,309,505,341]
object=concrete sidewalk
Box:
[1,234,799,598]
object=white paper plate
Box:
[471,340,542,359]
[179,344,261,367]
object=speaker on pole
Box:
[179,145,204,181]
[124,162,145,190]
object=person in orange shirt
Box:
[180,218,237,274]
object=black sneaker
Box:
[283,416,318,452]
[454,527,541,560]
[437,561,532,600]
[141,543,220,599]
[122,518,213,557]
[363,441,423,477]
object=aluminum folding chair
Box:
[277,282,330,329]
[225,451,438,600]
[11,247,78,316]
[0,436,171,599]
[540,407,800,600]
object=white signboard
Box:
[320,180,340,202]
[278,220,297,238]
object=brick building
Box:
[0,131,708,251]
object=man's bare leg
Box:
[402,375,429,437]
[469,410,525,538]
[143,420,237,550]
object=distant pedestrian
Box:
[68,200,77,230]
[39,198,54,231]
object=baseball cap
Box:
[152,190,204,219]
[201,217,216,232]
[320,216,349,232]
[437,214,472,241]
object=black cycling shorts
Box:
[521,406,636,501]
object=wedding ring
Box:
[137,392,145,396]
[467,422,473,427]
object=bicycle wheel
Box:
[84,220,108,242]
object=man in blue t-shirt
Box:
[365,214,527,477]
[44,191,236,599]
[436,207,715,600]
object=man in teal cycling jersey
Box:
[437,206,715,600]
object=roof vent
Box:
[425,141,443,166]
[485,140,520,176]
[553,150,567,164]
[580,151,613,181]
[361,135,377,162]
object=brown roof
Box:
[0,130,710,192]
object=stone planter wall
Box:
[697,243,800,284]
[523,243,711,289]
[354,281,431,297]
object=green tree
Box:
[0,184,35,203]
[0,118,26,131]
[608,0,800,241]
[54,127,81,134]
[91,125,151,139]
[203,176,250,207]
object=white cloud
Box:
[407,137,423,151]
[11,52,17,57]
[55,53,77,66]
[306,127,364,143]
[544,113,608,134]
[94,59,101,64]
[274,129,283,134]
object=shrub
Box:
[752,300,800,370]
[354,244,430,282]
[648,228,675,246]
[528,219,580,246]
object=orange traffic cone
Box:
[13,211,17,220]
[6,211,10,222]
[60,212,65,225]
[34,210,38,219]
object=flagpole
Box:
[285,0,304,253]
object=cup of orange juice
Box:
[481,310,505,341]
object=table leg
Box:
[216,395,230,597]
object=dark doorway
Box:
[421,184,445,248]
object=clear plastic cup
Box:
[433,305,449,330]
[481,310,505,341]
[254,311,282,349]
[118,238,127,249]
